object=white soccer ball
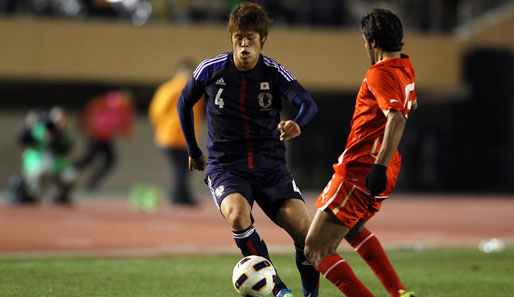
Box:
[232,255,276,297]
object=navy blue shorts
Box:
[205,165,304,223]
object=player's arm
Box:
[376,110,406,166]
[279,82,318,141]
[177,77,206,170]
[365,68,411,196]
[366,110,406,196]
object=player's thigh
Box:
[205,169,254,209]
[254,165,302,223]
[205,169,254,230]
[275,198,311,245]
[305,209,349,265]
[316,173,376,230]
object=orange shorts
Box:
[315,173,383,229]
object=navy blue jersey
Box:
[178,52,317,170]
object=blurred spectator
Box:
[83,0,116,16]
[75,90,135,190]
[310,0,352,26]
[261,0,299,25]
[189,0,227,22]
[1,0,504,32]
[8,106,77,205]
[167,0,189,23]
[148,59,204,206]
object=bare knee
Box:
[220,194,253,231]
[223,205,252,231]
[304,237,337,268]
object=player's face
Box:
[231,30,264,71]
[363,35,376,65]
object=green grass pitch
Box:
[0,247,512,297]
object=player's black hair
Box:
[361,8,403,52]
[228,2,272,47]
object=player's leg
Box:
[167,148,194,205]
[15,149,42,203]
[346,220,411,297]
[346,159,413,297]
[53,156,77,205]
[7,174,36,204]
[87,140,115,189]
[222,193,297,295]
[275,199,320,297]
[21,148,50,201]
[207,169,290,296]
[207,170,269,256]
[305,173,377,296]
[222,194,277,266]
[220,193,293,295]
[74,139,97,170]
[305,209,375,297]
[255,166,319,297]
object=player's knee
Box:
[304,245,323,268]
[304,238,334,268]
[224,207,252,231]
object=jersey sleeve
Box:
[177,76,205,158]
[366,68,405,113]
[269,60,317,129]
[280,81,318,129]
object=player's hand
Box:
[189,155,207,171]
[365,164,387,197]
[277,120,301,141]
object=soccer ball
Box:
[232,255,276,297]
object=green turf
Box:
[0,247,512,297]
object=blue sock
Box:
[232,225,270,259]
[295,244,320,297]
[232,226,288,295]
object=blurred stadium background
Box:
[0,0,513,196]
[1,3,513,296]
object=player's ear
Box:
[260,35,267,46]
[371,40,377,49]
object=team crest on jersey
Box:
[215,185,225,197]
[258,93,273,109]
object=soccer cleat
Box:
[276,289,295,297]
[399,289,416,297]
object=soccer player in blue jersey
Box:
[177,2,319,297]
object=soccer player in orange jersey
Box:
[304,9,417,297]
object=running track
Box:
[1,194,513,257]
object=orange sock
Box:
[350,228,406,297]
[317,254,375,297]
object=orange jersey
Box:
[334,54,416,176]
[149,74,204,148]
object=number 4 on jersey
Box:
[215,88,225,108]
